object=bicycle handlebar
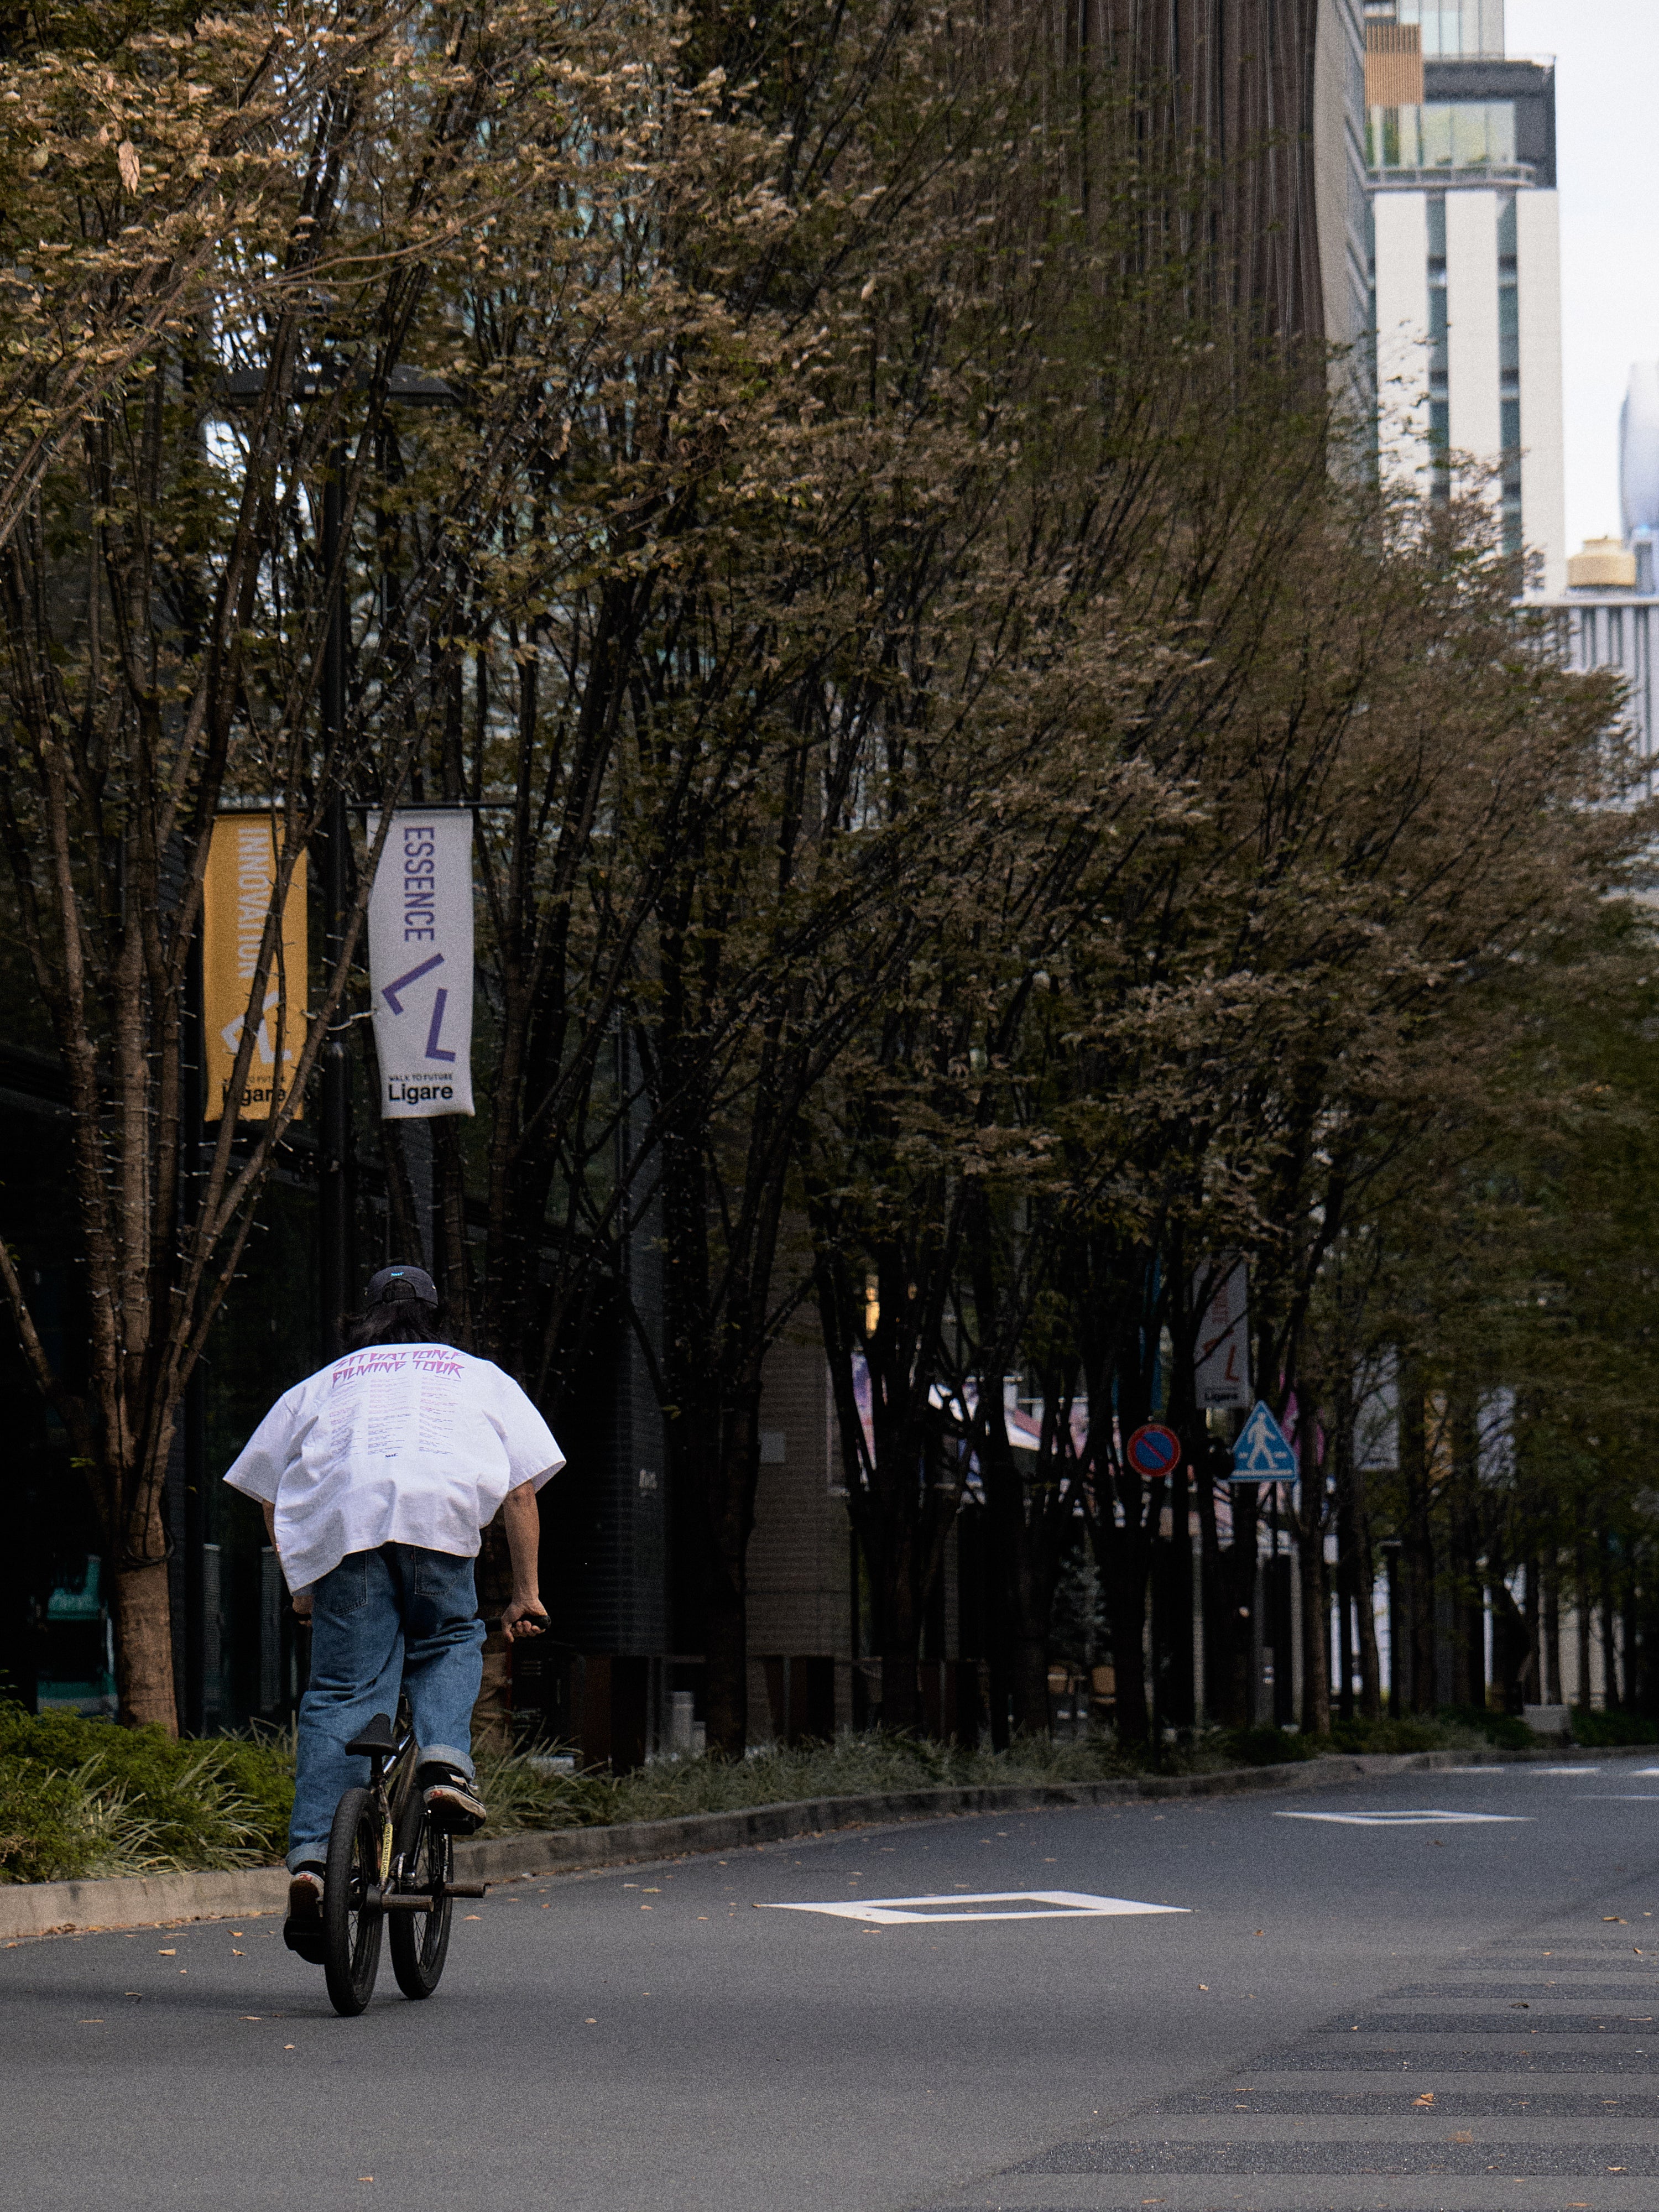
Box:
[479,1611,555,1639]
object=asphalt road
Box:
[8,1755,1659,2212]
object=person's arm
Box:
[262,1500,312,1620]
[499,1479,549,1641]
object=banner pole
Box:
[319,446,351,1363]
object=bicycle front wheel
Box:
[388,1790,454,1999]
[323,1787,384,2017]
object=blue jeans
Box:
[287,1544,485,1872]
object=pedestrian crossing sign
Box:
[1230,1399,1298,1479]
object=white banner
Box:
[367,809,475,1120]
[1193,1254,1249,1408]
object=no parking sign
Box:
[1124,1423,1182,1478]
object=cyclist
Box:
[223,1264,563,1963]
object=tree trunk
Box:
[703,1556,749,1756]
[1298,1516,1330,1736]
[112,1556,177,1733]
[1522,1553,1541,1704]
[1601,1533,1621,1710]
[1344,1447,1382,1721]
[1400,1367,1436,1714]
[1214,1473,1259,1729]
[1575,1536,1593,1708]
[1543,1556,1562,1702]
[1011,1623,1051,1738]
[1448,1386,1480,1709]
[1099,1527,1151,1746]
[879,1614,921,1734]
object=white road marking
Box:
[1441,1766,1597,1776]
[1274,1809,1533,1826]
[1577,1794,1659,1801]
[757,1890,1191,1926]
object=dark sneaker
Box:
[420,1767,486,1835]
[283,1865,326,1964]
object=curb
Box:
[0,1741,1623,1944]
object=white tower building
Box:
[1364,1,1566,596]
[1537,367,1659,801]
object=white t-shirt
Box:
[223,1344,565,1594]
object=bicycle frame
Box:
[349,1697,487,1914]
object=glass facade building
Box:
[1364,1,1564,591]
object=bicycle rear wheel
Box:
[322,1787,384,2017]
[388,1790,454,1999]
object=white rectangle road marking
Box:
[1274,1810,1535,1827]
[758,1890,1191,1926]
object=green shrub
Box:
[1432,1704,1536,1750]
[0,1703,293,1883]
[1199,1726,1319,1768]
[1325,1715,1447,1754]
[1571,1707,1659,1747]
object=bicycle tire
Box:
[322,1787,384,2017]
[387,1790,454,2000]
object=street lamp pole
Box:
[319,448,351,1362]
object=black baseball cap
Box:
[365,1264,440,1308]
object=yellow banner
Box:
[202,815,308,1122]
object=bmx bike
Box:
[320,1691,489,2017]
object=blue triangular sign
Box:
[1230,1399,1298,1479]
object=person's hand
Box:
[502,1597,549,1642]
[292,1589,314,1621]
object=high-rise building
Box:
[1363,0,1566,594]
[1535,368,1659,802]
[1317,0,1375,384]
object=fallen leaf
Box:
[232,1949,245,1957]
[157,1949,176,1955]
[1605,1917,1627,1923]
[1413,2092,1436,2107]
[1451,2131,1473,2143]
[585,2017,597,2024]
[76,2018,103,2025]
[284,2044,295,2050]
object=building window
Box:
[1366,100,1519,174]
[1373,1,1505,61]
[1430,398,1451,504]
[1498,279,1519,376]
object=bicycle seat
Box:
[345,1713,400,1758]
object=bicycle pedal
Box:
[283,1921,327,1965]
